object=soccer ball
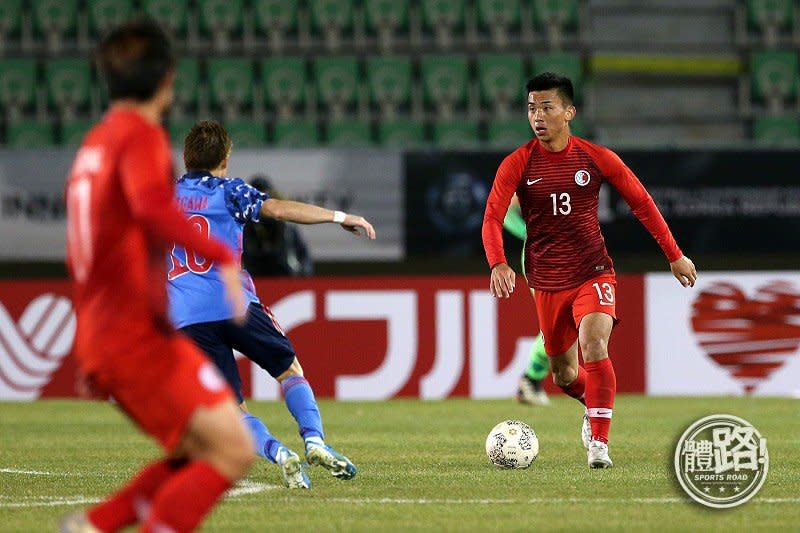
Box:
[485,419,539,469]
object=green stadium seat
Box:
[532,0,578,48]
[378,119,425,147]
[310,0,354,51]
[168,118,197,147]
[0,59,36,116]
[746,0,793,46]
[253,0,297,51]
[434,119,479,148]
[143,0,188,37]
[87,0,133,37]
[173,58,200,112]
[753,116,800,144]
[365,0,409,52]
[262,57,306,118]
[207,58,254,117]
[750,51,799,111]
[487,119,532,148]
[61,118,94,146]
[198,0,243,50]
[31,0,77,49]
[422,0,466,48]
[6,120,54,148]
[327,119,372,146]
[314,56,358,115]
[366,56,412,116]
[477,0,521,47]
[225,119,267,148]
[532,52,583,102]
[45,58,91,116]
[273,119,319,147]
[420,55,469,118]
[0,0,23,45]
[477,54,524,115]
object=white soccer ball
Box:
[485,419,539,469]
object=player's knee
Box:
[276,358,303,382]
[551,365,577,387]
[579,337,608,360]
[213,419,255,479]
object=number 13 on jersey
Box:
[168,214,213,280]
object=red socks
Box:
[88,459,183,532]
[558,365,586,404]
[141,461,232,533]
[584,358,616,444]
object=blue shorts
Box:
[180,302,296,404]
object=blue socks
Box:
[281,376,324,444]
[241,413,282,463]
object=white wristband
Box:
[333,210,347,223]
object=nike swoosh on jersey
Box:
[527,178,543,185]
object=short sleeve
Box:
[223,178,269,223]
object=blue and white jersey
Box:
[167,170,268,328]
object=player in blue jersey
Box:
[167,120,375,489]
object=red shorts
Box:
[78,329,233,452]
[534,275,618,356]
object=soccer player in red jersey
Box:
[482,72,697,468]
[60,20,254,532]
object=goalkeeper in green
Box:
[505,195,550,406]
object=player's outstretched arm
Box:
[670,255,697,288]
[260,199,376,239]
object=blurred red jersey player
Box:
[61,19,254,533]
[482,72,697,469]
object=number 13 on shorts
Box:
[592,281,615,306]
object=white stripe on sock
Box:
[586,408,613,419]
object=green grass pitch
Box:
[1,396,798,531]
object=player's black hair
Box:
[526,72,574,106]
[95,18,175,102]
[184,120,233,172]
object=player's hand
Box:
[219,262,247,325]
[490,263,516,298]
[670,255,697,288]
[341,213,376,240]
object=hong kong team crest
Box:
[574,169,591,186]
[674,414,768,508]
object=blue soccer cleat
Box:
[305,443,357,480]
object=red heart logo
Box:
[691,281,800,394]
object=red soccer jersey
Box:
[65,108,234,368]
[482,136,682,292]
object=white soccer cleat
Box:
[588,440,613,469]
[59,512,102,533]
[581,412,592,450]
[276,447,311,489]
[516,377,550,406]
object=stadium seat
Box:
[273,119,319,147]
[750,51,799,112]
[532,52,583,102]
[198,0,243,51]
[253,0,298,52]
[310,0,354,52]
[477,0,522,48]
[753,116,800,144]
[420,55,469,119]
[378,119,425,147]
[142,0,188,38]
[6,120,54,148]
[225,119,267,147]
[207,58,254,119]
[746,0,794,47]
[487,119,532,148]
[262,57,306,118]
[314,56,359,118]
[0,0,22,51]
[87,0,133,37]
[0,59,36,118]
[169,118,196,147]
[173,58,200,113]
[477,54,524,118]
[327,119,372,146]
[421,0,466,49]
[31,0,78,51]
[365,0,409,52]
[45,58,91,118]
[61,118,94,146]
[433,119,479,148]
[366,56,412,117]
[532,0,578,48]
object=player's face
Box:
[527,89,574,143]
